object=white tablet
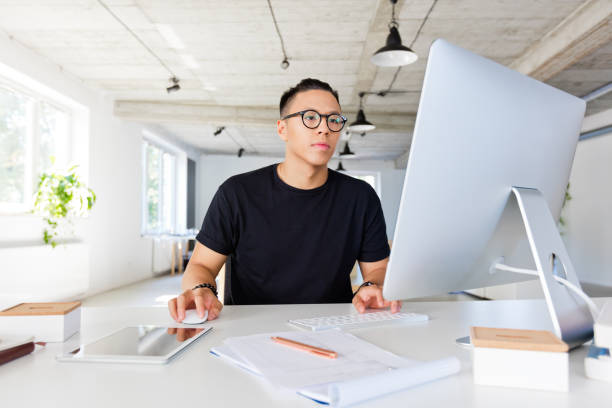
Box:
[56,325,212,364]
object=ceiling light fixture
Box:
[267,0,290,70]
[371,0,418,67]
[339,142,355,156]
[336,162,346,172]
[166,77,181,93]
[348,92,376,133]
[213,126,225,136]
[237,148,245,158]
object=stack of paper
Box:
[211,329,460,406]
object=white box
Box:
[594,300,612,349]
[471,326,569,392]
[0,302,81,342]
[585,344,612,383]
[473,346,569,391]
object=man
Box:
[168,78,401,323]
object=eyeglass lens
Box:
[301,110,345,132]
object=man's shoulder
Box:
[221,164,275,191]
[330,169,376,196]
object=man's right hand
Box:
[167,287,223,322]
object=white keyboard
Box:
[288,310,429,331]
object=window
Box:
[142,139,176,234]
[0,84,71,212]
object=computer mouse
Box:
[182,309,208,324]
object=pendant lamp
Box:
[371,0,418,67]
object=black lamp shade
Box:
[336,162,346,171]
[348,109,376,132]
[371,26,418,67]
[339,142,355,156]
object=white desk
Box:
[1,299,610,407]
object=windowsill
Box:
[0,207,35,216]
[0,238,82,249]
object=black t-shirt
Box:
[196,164,390,305]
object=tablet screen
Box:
[58,325,211,364]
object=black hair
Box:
[279,78,340,116]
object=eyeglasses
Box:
[281,110,347,132]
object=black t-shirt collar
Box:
[272,163,332,194]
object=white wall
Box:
[564,132,612,287]
[0,32,166,305]
[196,154,404,241]
[196,155,278,226]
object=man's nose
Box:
[316,118,329,135]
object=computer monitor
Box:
[383,39,593,348]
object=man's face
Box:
[277,89,342,168]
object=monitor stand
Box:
[457,187,594,349]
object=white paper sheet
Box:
[222,329,418,390]
[213,330,461,407]
[325,356,461,407]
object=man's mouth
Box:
[312,143,330,150]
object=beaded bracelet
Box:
[353,281,376,297]
[192,283,218,298]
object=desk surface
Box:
[1,299,610,408]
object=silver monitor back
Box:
[383,40,589,343]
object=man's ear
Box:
[277,119,288,142]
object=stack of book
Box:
[585,300,612,382]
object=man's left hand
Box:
[352,284,401,314]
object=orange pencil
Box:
[271,336,338,359]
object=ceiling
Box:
[1,0,610,163]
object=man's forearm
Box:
[181,262,218,292]
[362,267,387,287]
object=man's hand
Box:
[352,284,401,314]
[166,327,204,342]
[168,287,223,322]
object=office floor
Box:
[82,273,481,308]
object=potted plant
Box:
[32,165,96,247]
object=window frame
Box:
[141,138,178,235]
[0,80,73,214]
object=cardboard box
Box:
[0,302,81,342]
[471,326,569,392]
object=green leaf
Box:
[33,167,96,248]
